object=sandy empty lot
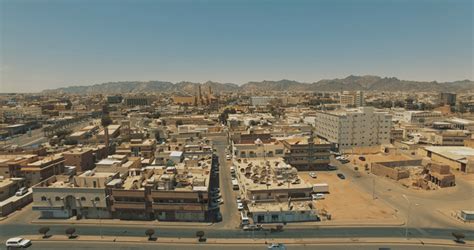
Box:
[299,172,398,222]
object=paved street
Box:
[212,136,240,229]
[25,241,474,250]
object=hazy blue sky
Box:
[1,0,472,92]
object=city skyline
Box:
[1,0,473,92]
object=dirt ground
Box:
[299,172,398,222]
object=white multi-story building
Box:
[315,107,392,150]
[251,96,276,106]
[392,109,442,124]
[339,91,365,107]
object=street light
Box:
[402,194,419,240]
[92,199,103,239]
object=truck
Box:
[312,183,329,193]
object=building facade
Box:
[315,107,392,151]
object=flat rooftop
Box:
[425,146,474,163]
[248,200,315,212]
[280,136,329,145]
[234,157,312,191]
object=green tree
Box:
[65,227,76,239]
[196,231,205,242]
[145,229,155,240]
[38,227,50,238]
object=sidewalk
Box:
[21,234,474,247]
[259,218,404,229]
[30,217,404,229]
[31,218,214,227]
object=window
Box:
[81,197,86,201]
[55,196,61,201]
[41,196,47,201]
[95,197,100,201]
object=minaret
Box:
[198,85,203,106]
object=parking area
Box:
[299,171,398,222]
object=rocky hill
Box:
[42,75,473,94]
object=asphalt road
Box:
[1,223,473,241]
[213,136,240,229]
[24,242,474,250]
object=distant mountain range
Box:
[42,75,474,94]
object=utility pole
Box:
[372,177,376,200]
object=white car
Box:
[15,187,28,196]
[237,202,244,211]
[308,172,317,178]
[268,243,286,250]
[226,154,231,160]
[312,193,325,200]
[5,237,32,248]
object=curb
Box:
[30,219,404,229]
[30,220,214,227]
[23,235,474,248]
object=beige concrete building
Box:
[32,171,118,219]
[63,148,95,173]
[280,136,331,171]
[339,91,364,107]
[418,146,474,173]
[233,157,317,223]
[315,107,392,151]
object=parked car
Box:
[336,156,349,164]
[236,197,242,204]
[337,173,346,180]
[226,154,231,160]
[216,212,222,222]
[308,172,317,178]
[15,187,28,196]
[327,165,338,171]
[214,198,224,204]
[312,193,325,200]
[243,224,263,231]
[5,237,32,248]
[268,243,286,249]
[237,202,244,211]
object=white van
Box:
[5,237,31,248]
[240,212,249,225]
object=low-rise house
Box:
[32,171,118,219]
[233,157,318,223]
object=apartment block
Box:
[63,148,95,173]
[315,107,392,151]
[339,91,364,107]
[108,153,215,221]
[280,136,331,171]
